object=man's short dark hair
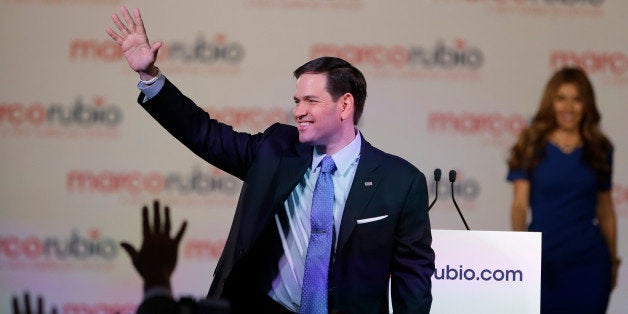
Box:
[294,57,367,125]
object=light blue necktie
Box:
[300,156,336,314]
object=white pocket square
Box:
[356,215,388,224]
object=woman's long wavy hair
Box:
[508,67,612,176]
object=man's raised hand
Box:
[106,7,161,80]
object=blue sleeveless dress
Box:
[507,142,612,314]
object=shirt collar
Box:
[312,130,362,174]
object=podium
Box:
[389,229,541,313]
[431,229,541,313]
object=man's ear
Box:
[340,93,354,122]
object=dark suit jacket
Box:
[139,79,435,314]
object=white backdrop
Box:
[1,0,627,313]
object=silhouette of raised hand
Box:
[120,200,188,291]
[11,292,57,314]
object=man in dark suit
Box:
[107,6,434,314]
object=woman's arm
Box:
[511,179,530,231]
[596,191,619,288]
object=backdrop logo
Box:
[445,0,605,17]
[183,238,226,261]
[0,229,119,271]
[0,96,122,138]
[550,50,628,85]
[244,0,363,9]
[427,111,527,146]
[61,302,135,314]
[429,170,480,211]
[70,33,245,75]
[6,0,122,4]
[458,0,604,6]
[7,292,136,314]
[202,105,292,132]
[66,167,242,206]
[310,39,484,80]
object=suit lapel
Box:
[337,139,381,253]
[272,142,312,208]
[267,137,382,254]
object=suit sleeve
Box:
[137,78,265,180]
[390,171,435,314]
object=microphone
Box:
[449,170,470,230]
[428,168,441,211]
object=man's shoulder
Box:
[264,122,297,134]
[255,123,306,153]
[363,141,424,177]
[261,123,298,142]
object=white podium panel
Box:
[430,229,541,314]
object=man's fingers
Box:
[120,6,136,31]
[134,8,145,30]
[174,221,188,244]
[23,292,32,314]
[150,42,162,58]
[105,27,115,37]
[11,295,19,314]
[153,200,162,234]
[36,295,43,314]
[105,27,123,45]
[142,205,150,238]
[111,13,130,35]
[164,205,172,235]
[120,242,139,261]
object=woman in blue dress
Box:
[507,67,619,313]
